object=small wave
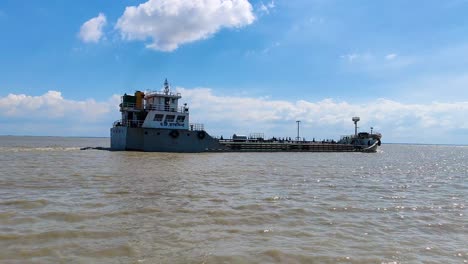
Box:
[202,250,322,263]
[104,190,131,196]
[263,196,287,201]
[82,202,107,208]
[232,204,265,211]
[285,208,307,214]
[0,216,38,225]
[208,198,228,203]
[0,199,49,209]
[205,210,234,217]
[0,230,126,242]
[212,218,243,226]
[0,147,81,152]
[0,243,133,260]
[0,211,16,219]
[103,207,161,217]
[38,212,93,223]
[0,246,56,260]
[225,229,242,234]
[82,245,135,258]
[37,207,162,223]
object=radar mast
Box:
[164,78,170,95]
[352,117,360,136]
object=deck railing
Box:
[120,102,186,113]
[145,90,181,97]
[146,104,186,113]
[121,102,137,109]
[189,123,204,131]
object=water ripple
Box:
[0,138,467,263]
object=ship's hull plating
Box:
[111,127,226,152]
[111,127,379,153]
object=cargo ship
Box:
[110,80,382,152]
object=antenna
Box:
[352,117,360,136]
[164,78,170,95]
[296,120,301,141]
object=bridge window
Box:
[176,116,185,123]
[154,114,164,121]
[165,115,175,122]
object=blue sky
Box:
[1,0,468,144]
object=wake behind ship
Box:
[110,80,381,153]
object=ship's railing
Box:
[121,102,137,108]
[217,137,339,144]
[249,133,265,140]
[145,90,181,97]
[113,120,144,128]
[146,104,187,113]
[189,123,204,131]
[120,102,187,113]
[340,132,381,140]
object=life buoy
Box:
[169,130,179,138]
[197,131,206,140]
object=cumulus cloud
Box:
[0,91,119,120]
[1,89,467,143]
[0,91,121,136]
[177,87,468,144]
[115,0,255,51]
[78,13,107,43]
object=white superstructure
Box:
[117,79,200,131]
[141,79,190,130]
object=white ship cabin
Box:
[118,79,202,131]
[142,79,189,130]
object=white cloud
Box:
[1,89,467,143]
[385,53,397,60]
[340,52,415,75]
[340,53,373,62]
[341,52,399,63]
[0,91,119,121]
[177,87,468,144]
[78,13,107,43]
[259,1,275,14]
[115,0,255,51]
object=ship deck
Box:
[207,140,366,152]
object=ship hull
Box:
[111,127,227,152]
[111,127,378,153]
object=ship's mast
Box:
[296,120,301,141]
[164,78,170,95]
